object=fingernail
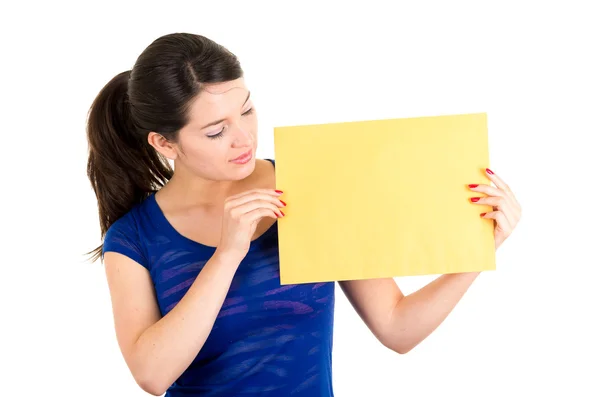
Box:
[480,212,487,217]
[281,211,285,217]
[486,168,494,175]
[275,190,284,194]
[280,200,287,206]
[468,184,479,188]
[275,212,280,218]
[470,197,480,202]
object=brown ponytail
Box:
[85,33,243,262]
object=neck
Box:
[158,170,241,211]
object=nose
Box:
[231,122,253,148]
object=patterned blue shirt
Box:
[102,159,336,396]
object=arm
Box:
[339,272,479,354]
[104,249,242,396]
[341,167,522,354]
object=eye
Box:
[207,127,225,140]
[207,109,253,140]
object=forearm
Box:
[131,249,242,394]
[385,271,480,354]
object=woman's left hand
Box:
[468,168,522,250]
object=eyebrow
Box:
[199,91,251,130]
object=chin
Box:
[229,158,256,179]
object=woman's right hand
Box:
[216,189,285,260]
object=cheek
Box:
[180,144,230,177]
[200,143,228,162]
[179,136,222,163]
[246,120,259,145]
[242,113,258,131]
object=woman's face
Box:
[175,78,258,181]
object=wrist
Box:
[214,247,245,265]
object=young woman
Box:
[86,32,521,396]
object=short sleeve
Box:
[102,217,149,269]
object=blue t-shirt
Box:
[102,159,336,396]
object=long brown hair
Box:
[85,33,243,262]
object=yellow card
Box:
[273,112,496,285]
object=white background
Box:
[2,1,599,396]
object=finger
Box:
[484,168,512,195]
[232,199,284,218]
[484,169,520,210]
[469,183,519,210]
[226,189,283,202]
[244,207,280,224]
[470,195,504,207]
[227,192,286,210]
[468,183,506,198]
[481,210,512,234]
[227,188,283,201]
[472,196,519,228]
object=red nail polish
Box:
[281,211,285,217]
[480,212,487,217]
[275,190,284,194]
[470,197,480,202]
[468,184,479,188]
[486,168,494,175]
[280,200,287,206]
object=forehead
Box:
[188,78,249,114]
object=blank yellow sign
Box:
[273,112,496,285]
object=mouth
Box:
[230,149,253,164]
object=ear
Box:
[148,132,178,160]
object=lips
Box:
[230,149,252,163]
